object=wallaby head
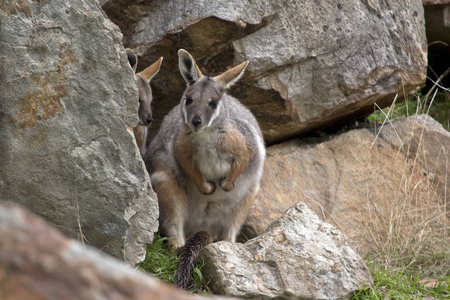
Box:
[127,48,163,126]
[178,49,248,132]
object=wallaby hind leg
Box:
[150,169,188,249]
[220,186,259,242]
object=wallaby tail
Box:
[174,231,212,290]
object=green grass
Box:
[369,97,417,123]
[368,85,450,132]
[353,262,450,299]
[139,235,179,283]
[139,234,210,294]
[141,236,450,299]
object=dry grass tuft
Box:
[362,73,449,277]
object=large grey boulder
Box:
[0,201,236,300]
[245,115,450,257]
[101,0,427,144]
[0,0,158,265]
[201,202,373,299]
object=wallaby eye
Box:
[185,96,193,105]
[209,100,219,109]
[138,98,142,103]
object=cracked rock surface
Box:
[201,202,373,300]
[0,0,158,265]
[102,0,427,144]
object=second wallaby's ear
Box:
[137,57,164,82]
[215,61,249,89]
[178,49,203,84]
[126,48,138,73]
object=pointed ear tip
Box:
[235,61,249,71]
[235,61,249,73]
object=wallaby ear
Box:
[214,61,249,89]
[126,48,138,73]
[137,57,164,82]
[178,49,203,84]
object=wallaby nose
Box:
[147,117,153,124]
[192,116,202,128]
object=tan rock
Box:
[0,201,237,300]
[245,115,450,256]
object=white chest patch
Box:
[191,129,231,182]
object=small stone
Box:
[201,202,373,299]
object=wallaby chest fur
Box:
[189,126,232,181]
[145,50,265,248]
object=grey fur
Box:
[126,48,162,157]
[144,49,265,248]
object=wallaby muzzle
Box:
[192,116,202,128]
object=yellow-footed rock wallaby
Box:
[144,49,265,288]
[126,48,163,157]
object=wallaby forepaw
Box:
[220,179,235,192]
[198,181,216,195]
